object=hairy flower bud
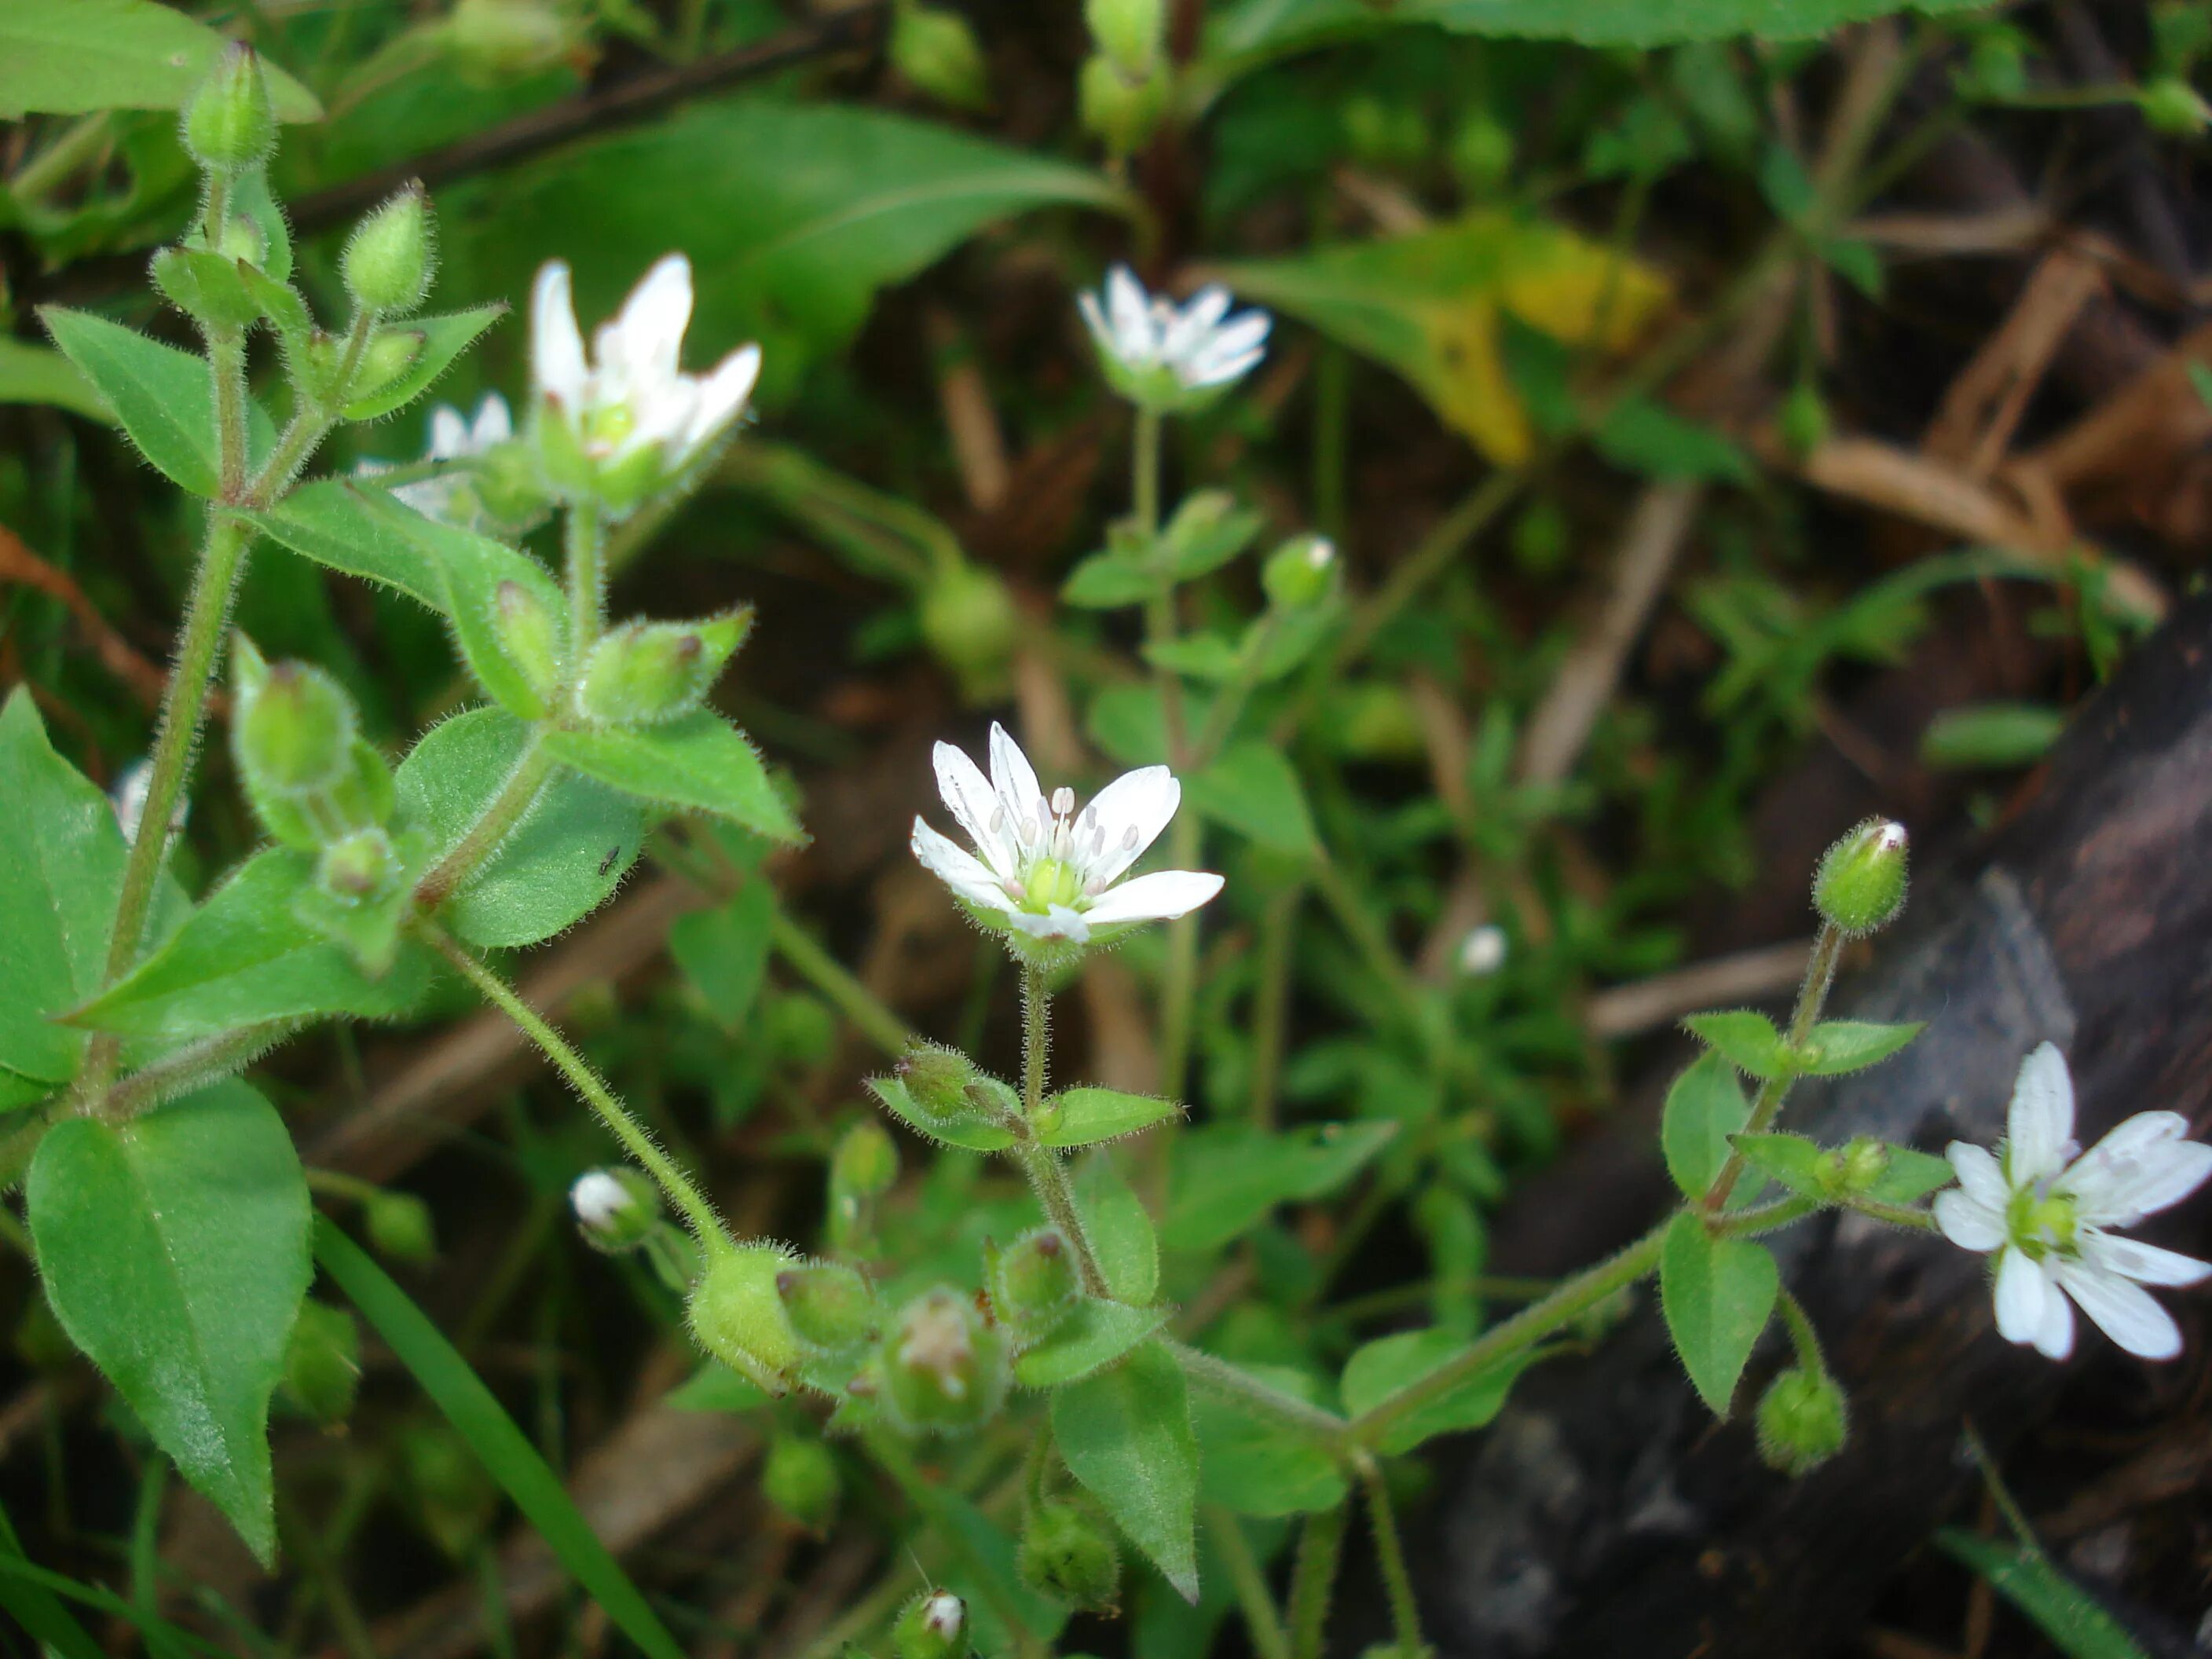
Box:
[1085,0,1166,77]
[1018,1500,1122,1612]
[1812,819,1909,936]
[777,1260,878,1355]
[490,580,564,718]
[182,43,276,173]
[576,610,751,727]
[317,826,397,902]
[1261,535,1336,610]
[762,1432,841,1531]
[234,643,357,797]
[879,1287,1009,1435]
[892,1590,969,1659]
[280,1300,361,1426]
[889,1043,996,1132]
[891,2,991,112]
[1755,1367,1848,1476]
[1079,53,1169,159]
[445,0,580,81]
[991,1228,1079,1335]
[687,1241,805,1393]
[570,1167,660,1253]
[831,1121,899,1200]
[1451,111,1514,194]
[342,183,437,316]
[366,1190,437,1264]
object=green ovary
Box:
[1020,857,1086,911]
[2007,1188,2078,1258]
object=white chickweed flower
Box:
[1935,1042,2212,1361]
[570,1169,633,1231]
[359,393,513,526]
[910,723,1223,949]
[1458,924,1507,977]
[530,253,762,511]
[1078,264,1269,412]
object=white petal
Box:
[933,741,1013,877]
[911,818,1012,914]
[2056,1259,2183,1361]
[472,394,514,446]
[2079,1232,2212,1288]
[1946,1141,2011,1211]
[2063,1114,2212,1223]
[683,343,760,455]
[2031,1277,2075,1359]
[427,404,468,458]
[1933,1189,2005,1253]
[1006,904,1090,943]
[2005,1042,2075,1185]
[1078,766,1180,886]
[1105,266,1154,360]
[1182,343,1267,391]
[1993,1246,2049,1346]
[1159,286,1232,359]
[987,723,1045,828]
[605,253,694,383]
[530,261,588,407]
[1081,869,1224,927]
[1078,290,1117,357]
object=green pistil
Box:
[2007,1186,2078,1259]
[1021,857,1086,912]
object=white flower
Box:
[1458,924,1507,977]
[910,723,1223,947]
[1078,265,1269,411]
[360,393,512,524]
[1935,1042,2212,1361]
[530,253,761,506]
[570,1170,635,1232]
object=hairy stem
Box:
[1012,962,1111,1298]
[566,498,606,658]
[1361,1458,1425,1657]
[1702,921,1844,1212]
[1287,1501,1348,1659]
[430,929,727,1247]
[1164,1338,1350,1443]
[1210,1508,1293,1659]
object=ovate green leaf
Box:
[1658,1214,1778,1417]
[38,309,274,498]
[1014,1299,1166,1389]
[1163,1122,1394,1253]
[1053,1342,1201,1602]
[544,714,803,842]
[1796,1019,1924,1077]
[1191,1364,1347,1517]
[1682,1009,1790,1081]
[1660,1049,1752,1199]
[1340,1328,1547,1455]
[668,884,775,1034]
[0,0,320,119]
[1039,1087,1184,1148]
[1188,742,1318,856]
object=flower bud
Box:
[762,1432,842,1531]
[445,0,580,81]
[687,1241,805,1394]
[342,183,437,316]
[892,1590,969,1659]
[1085,0,1165,77]
[1780,379,1829,459]
[1262,535,1336,610]
[181,43,276,173]
[891,3,992,112]
[234,644,357,797]
[1830,1137,1890,1196]
[1018,1500,1122,1612]
[491,580,565,718]
[1451,112,1514,194]
[776,1260,879,1355]
[366,1190,437,1263]
[217,213,268,268]
[831,1121,899,1200]
[280,1300,361,1426]
[570,1166,660,1253]
[317,826,397,901]
[990,1228,1079,1335]
[879,1287,1009,1435]
[575,610,751,727]
[889,1043,995,1131]
[1079,53,1169,159]
[339,329,426,405]
[1811,819,1909,936]
[918,562,1017,703]
[1755,1367,1848,1477]
[2138,76,2210,137]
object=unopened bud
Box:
[1085,0,1166,77]
[2139,76,2210,136]
[879,1286,1009,1435]
[342,328,425,404]
[1457,924,1507,977]
[888,1043,993,1131]
[216,213,267,267]
[570,1167,660,1253]
[182,43,276,173]
[1019,1500,1122,1612]
[1755,1367,1848,1476]
[1079,53,1169,159]
[762,1432,842,1531]
[892,1589,970,1659]
[891,3,992,112]
[492,580,564,717]
[830,1121,899,1200]
[280,1300,361,1426]
[446,0,579,81]
[317,826,396,901]
[687,1241,805,1394]
[1452,111,1514,194]
[1812,819,1909,936]
[918,562,1017,702]
[776,1260,878,1355]
[576,610,751,727]
[1262,535,1336,610]
[991,1228,1079,1334]
[366,1190,436,1263]
[342,183,437,315]
[1829,1137,1890,1196]
[234,645,357,797]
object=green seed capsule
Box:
[777,1260,878,1355]
[235,648,357,797]
[687,1240,805,1394]
[342,183,437,316]
[181,43,276,174]
[576,610,751,726]
[1018,1500,1122,1611]
[762,1433,842,1531]
[1755,1367,1848,1476]
[1811,819,1909,936]
[879,1287,1009,1435]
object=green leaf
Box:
[1207,0,1991,56]
[864,1071,1015,1152]
[1658,1213,1778,1417]
[1796,1019,1924,1078]
[1595,396,1753,482]
[341,305,506,422]
[543,713,803,842]
[1191,1364,1348,1516]
[38,309,274,499]
[440,98,1127,394]
[1870,1145,1957,1203]
[241,478,446,607]
[1921,701,2065,770]
[1683,1010,1790,1081]
[1732,1133,1957,1207]
[1143,633,1247,683]
[315,1219,687,1659]
[1162,1122,1394,1254]
[1188,742,1318,856]
[669,884,775,1035]
[1062,550,1166,610]
[1730,1132,1828,1199]
[0,690,127,1084]
[397,710,643,949]
[1339,1328,1547,1456]
[0,0,320,120]
[69,849,431,1042]
[1661,1050,1753,1199]
[1014,1299,1166,1388]
[1038,1087,1184,1149]
[1076,1153,1159,1305]
[1936,1531,2150,1659]
[0,339,112,423]
[1053,1342,1200,1602]
[26,1080,309,1563]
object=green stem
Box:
[1286,1502,1348,1659]
[1702,921,1844,1212]
[1353,1218,1668,1448]
[566,499,606,658]
[1020,961,1050,1119]
[769,909,917,1057]
[1360,1459,1424,1657]
[1713,1195,1822,1239]
[1010,962,1112,1298]
[1776,1287,1829,1379]
[209,329,248,500]
[412,738,551,911]
[1210,1509,1293,1659]
[97,1022,289,1119]
[1247,883,1301,1129]
[1163,1338,1350,1443]
[430,929,727,1247]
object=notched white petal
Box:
[2056,1260,2182,1361]
[987,723,1044,821]
[1993,1247,2048,1346]
[1946,1141,2009,1211]
[1933,1189,2005,1253]
[2081,1232,2212,1288]
[1080,765,1180,885]
[1081,869,1224,927]
[530,261,588,405]
[2006,1041,2075,1183]
[911,818,1010,914]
